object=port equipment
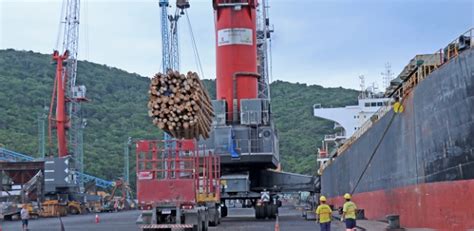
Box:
[101,178,135,212]
[0,147,113,189]
[201,0,319,219]
[136,139,220,231]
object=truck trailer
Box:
[136,139,221,231]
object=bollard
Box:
[386,214,400,228]
[386,214,405,230]
[95,214,100,224]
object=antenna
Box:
[359,75,366,99]
[381,62,394,90]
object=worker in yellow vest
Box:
[341,193,357,231]
[316,196,332,231]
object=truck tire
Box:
[221,206,228,218]
[255,205,264,219]
[265,204,273,219]
[270,204,278,219]
[209,210,218,226]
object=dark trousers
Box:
[319,222,331,231]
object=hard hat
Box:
[319,196,327,201]
[344,193,351,199]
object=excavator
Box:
[100,178,135,212]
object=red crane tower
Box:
[45,0,88,195]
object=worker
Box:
[20,204,30,231]
[393,97,404,113]
[341,193,357,231]
[316,195,332,231]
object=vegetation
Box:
[0,49,358,181]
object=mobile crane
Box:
[43,0,102,215]
[201,0,319,219]
[137,0,319,228]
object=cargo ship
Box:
[314,29,474,230]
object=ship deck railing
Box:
[330,28,474,161]
[336,103,393,156]
[392,28,473,98]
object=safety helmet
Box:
[319,196,327,201]
[344,193,351,199]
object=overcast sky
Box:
[1,0,473,90]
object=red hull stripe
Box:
[327,179,474,230]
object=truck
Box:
[136,139,221,231]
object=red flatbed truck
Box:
[136,139,221,231]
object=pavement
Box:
[210,206,346,231]
[0,206,434,231]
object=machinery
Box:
[136,139,221,231]
[41,0,102,215]
[101,178,135,212]
[199,0,319,219]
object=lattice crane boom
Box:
[49,0,86,182]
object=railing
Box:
[136,139,221,203]
[336,102,393,156]
[391,28,473,98]
[332,28,474,159]
[213,137,275,156]
[324,132,345,141]
[0,147,113,188]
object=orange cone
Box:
[274,215,280,231]
[95,214,100,224]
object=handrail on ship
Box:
[326,28,474,165]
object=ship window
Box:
[365,103,370,107]
[377,102,383,106]
[354,127,357,130]
[364,115,366,118]
[371,102,377,107]
[354,116,356,119]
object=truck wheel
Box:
[270,204,278,219]
[209,211,218,226]
[255,205,263,219]
[265,204,274,219]
[221,206,228,218]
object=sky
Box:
[1,0,473,90]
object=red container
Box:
[213,0,258,121]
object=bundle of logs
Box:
[148,70,214,140]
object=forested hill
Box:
[0,49,358,180]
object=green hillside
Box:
[0,49,358,181]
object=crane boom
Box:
[159,0,171,72]
[49,0,85,162]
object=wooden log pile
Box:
[148,70,214,140]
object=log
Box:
[147,70,214,140]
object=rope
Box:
[350,107,399,195]
[184,9,205,78]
